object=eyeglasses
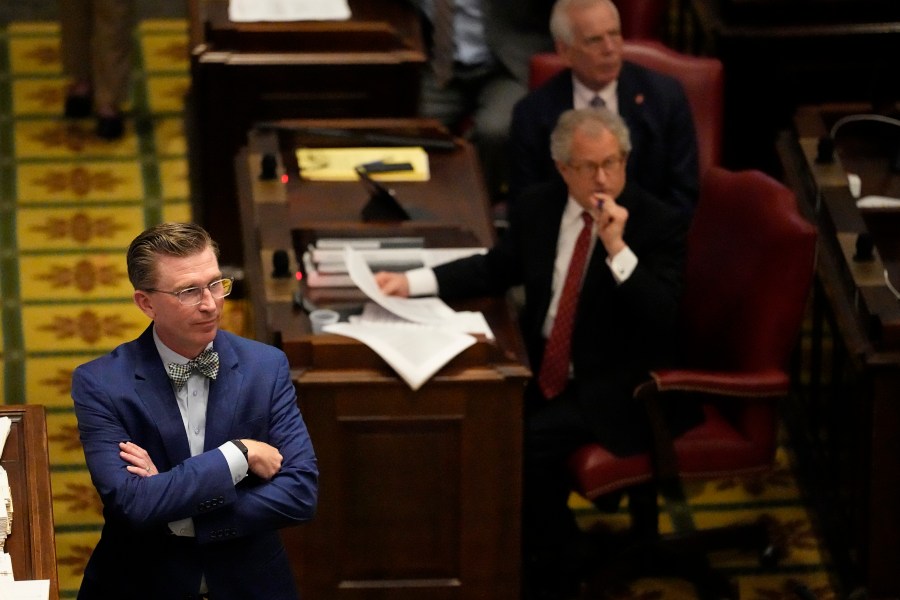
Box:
[567,154,626,178]
[144,277,234,306]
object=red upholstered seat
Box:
[613,0,669,40]
[566,167,817,596]
[528,41,724,178]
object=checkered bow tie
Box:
[166,348,219,390]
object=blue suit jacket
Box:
[72,326,318,600]
[508,62,699,215]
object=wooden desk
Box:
[776,102,900,599]
[681,0,900,173]
[0,405,59,599]
[188,0,426,265]
[235,122,530,599]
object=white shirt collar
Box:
[572,74,618,113]
[152,326,213,366]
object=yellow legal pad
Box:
[296,147,430,181]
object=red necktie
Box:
[538,212,593,399]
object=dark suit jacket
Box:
[72,326,318,600]
[435,180,697,455]
[508,62,699,214]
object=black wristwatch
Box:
[231,439,249,464]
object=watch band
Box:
[231,439,249,464]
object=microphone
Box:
[260,153,278,180]
[271,249,291,278]
[815,135,834,164]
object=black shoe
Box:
[95,114,124,140]
[64,94,92,118]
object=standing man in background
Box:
[72,222,318,599]
[509,0,699,215]
[417,0,554,204]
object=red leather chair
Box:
[528,41,724,179]
[613,0,669,40]
[567,167,817,597]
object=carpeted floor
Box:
[0,19,840,599]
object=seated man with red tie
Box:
[376,107,702,599]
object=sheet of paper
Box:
[346,248,459,325]
[325,322,475,391]
[0,552,12,580]
[0,417,10,457]
[229,0,351,22]
[319,249,496,389]
[0,579,50,600]
[357,302,493,339]
[296,147,430,181]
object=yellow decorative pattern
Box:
[18,162,144,203]
[20,254,133,300]
[11,78,67,116]
[14,119,140,159]
[159,157,190,200]
[22,305,147,352]
[17,207,145,250]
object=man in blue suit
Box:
[72,222,318,600]
[509,0,699,215]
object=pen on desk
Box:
[360,160,414,174]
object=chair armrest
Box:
[646,368,790,397]
[633,368,788,487]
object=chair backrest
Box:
[528,41,724,177]
[613,0,668,40]
[681,167,817,372]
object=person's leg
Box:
[59,0,93,117]
[522,394,594,598]
[471,72,527,203]
[418,68,473,132]
[91,0,136,137]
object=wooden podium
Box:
[0,405,59,599]
[188,0,427,265]
[777,103,900,598]
[235,122,530,599]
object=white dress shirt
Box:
[405,197,638,336]
[572,75,619,114]
[153,329,249,539]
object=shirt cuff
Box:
[169,517,195,537]
[219,442,248,485]
[606,246,638,283]
[405,267,439,297]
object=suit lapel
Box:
[204,332,243,451]
[530,184,569,320]
[133,326,192,465]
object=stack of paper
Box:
[321,248,494,390]
[303,246,487,289]
[0,578,50,600]
[0,551,12,581]
[0,417,10,551]
[0,417,8,455]
[229,0,351,22]
[0,418,49,598]
[0,468,7,551]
